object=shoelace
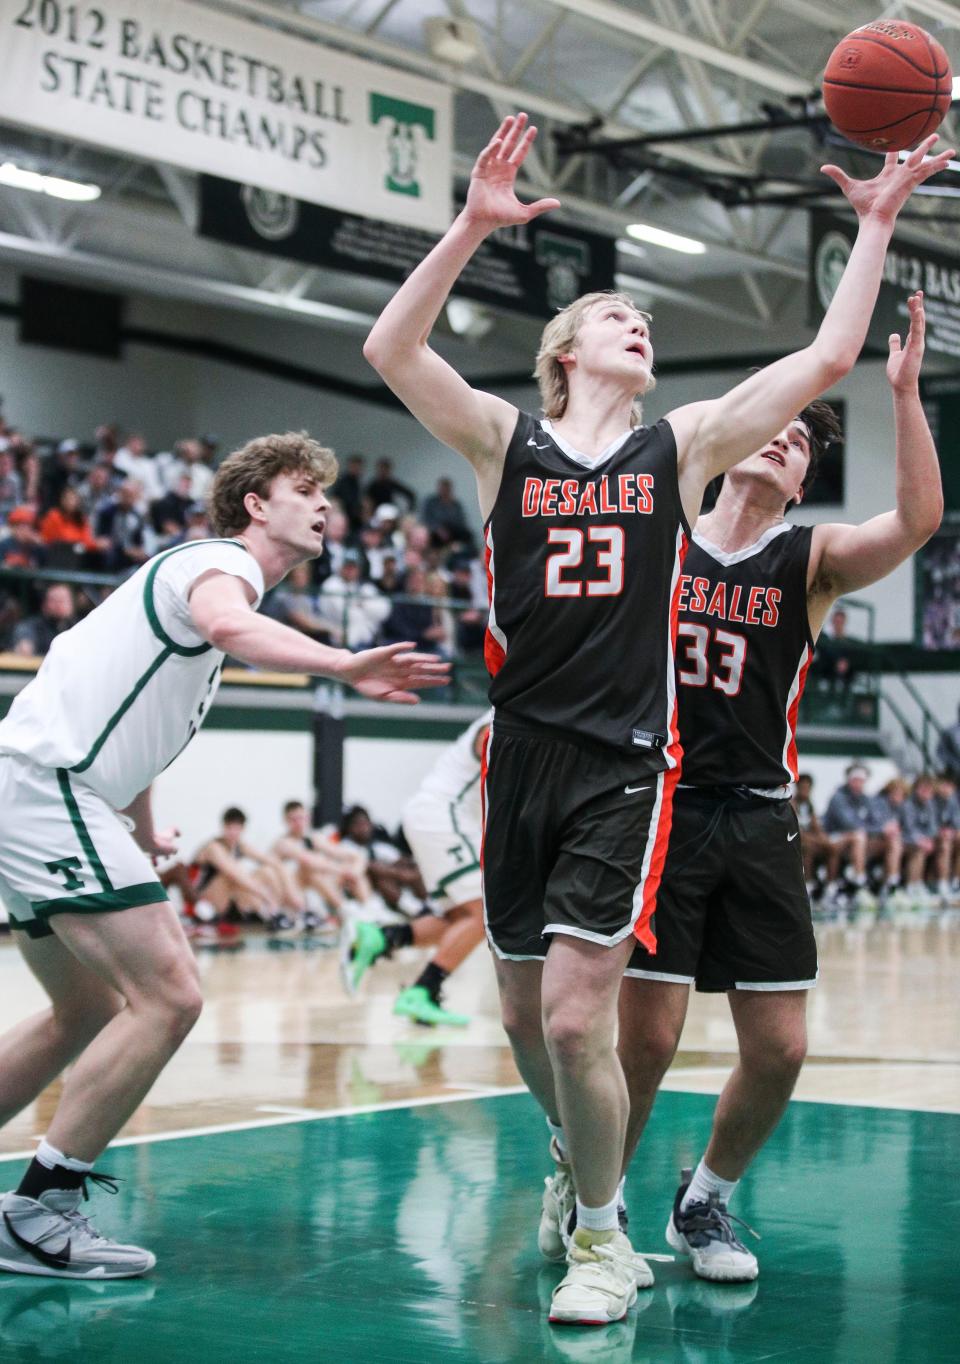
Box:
[576,1249,635,1291]
[58,1172,121,1243]
[682,1193,760,1249]
[79,1171,120,1202]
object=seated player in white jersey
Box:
[364,108,950,1327]
[271,799,374,930]
[614,292,941,1283]
[191,805,305,937]
[343,711,490,1026]
[0,432,448,1280]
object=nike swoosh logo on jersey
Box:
[787,832,799,842]
[3,1212,72,1269]
[526,437,551,449]
[624,785,649,795]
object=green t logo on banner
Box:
[369,94,436,199]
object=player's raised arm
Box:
[363,114,559,508]
[668,135,954,496]
[807,290,943,624]
[188,572,449,705]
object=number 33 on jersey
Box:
[675,522,816,791]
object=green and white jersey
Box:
[415,710,492,826]
[0,539,264,808]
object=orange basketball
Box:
[822,19,953,151]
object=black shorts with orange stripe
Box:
[481,712,678,960]
[625,786,818,992]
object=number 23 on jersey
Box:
[544,526,625,598]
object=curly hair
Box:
[534,291,654,424]
[209,432,338,537]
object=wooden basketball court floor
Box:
[0,918,957,1362]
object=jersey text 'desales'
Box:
[484,411,690,762]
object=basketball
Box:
[822,19,953,151]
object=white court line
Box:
[0,1086,529,1165]
[1,1073,956,1166]
[665,1061,959,1079]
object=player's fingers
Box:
[906,133,938,165]
[475,138,502,171]
[395,650,450,664]
[387,691,419,705]
[820,164,850,191]
[501,111,528,156]
[917,149,955,182]
[508,123,539,164]
[523,196,562,220]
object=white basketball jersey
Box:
[417,711,492,820]
[0,539,264,808]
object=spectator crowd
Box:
[793,764,960,917]
[0,415,487,671]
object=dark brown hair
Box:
[796,398,843,500]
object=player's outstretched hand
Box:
[339,642,451,705]
[463,113,561,232]
[887,290,925,391]
[821,134,955,225]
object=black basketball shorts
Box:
[625,787,818,992]
[481,714,679,960]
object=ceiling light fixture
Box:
[0,161,101,202]
[625,223,706,255]
[424,17,479,66]
[446,298,493,339]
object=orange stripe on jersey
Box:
[664,528,689,772]
[479,724,492,870]
[633,749,681,954]
[483,530,506,677]
[784,647,812,782]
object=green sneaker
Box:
[339,920,388,995]
[393,985,470,1027]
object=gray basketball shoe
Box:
[0,1188,156,1279]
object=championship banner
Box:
[0,0,452,230]
[198,174,617,319]
[810,211,960,361]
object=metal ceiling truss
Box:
[1,0,959,342]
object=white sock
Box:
[576,1194,619,1233]
[681,1158,738,1211]
[35,1140,93,1173]
[546,1117,567,1161]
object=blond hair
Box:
[209,432,337,537]
[534,290,653,423]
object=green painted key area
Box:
[0,1090,955,1363]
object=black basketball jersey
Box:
[675,522,814,790]
[483,410,690,760]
